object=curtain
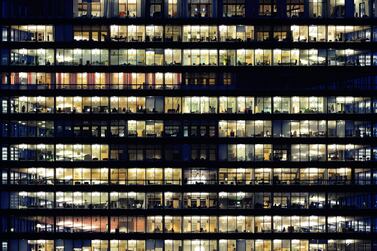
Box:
[104,0,118,17]
[69,73,77,87]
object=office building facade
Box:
[1,0,377,250]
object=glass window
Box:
[309,0,324,17]
[329,0,345,17]
[119,0,142,18]
[259,0,277,16]
[10,25,54,42]
[188,0,212,17]
[150,0,163,18]
[287,0,304,17]
[223,0,245,17]
[167,0,179,17]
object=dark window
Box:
[259,0,277,16]
[287,0,305,17]
[150,0,163,17]
[223,0,245,17]
[188,0,212,17]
